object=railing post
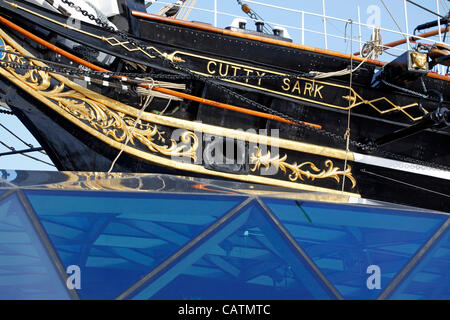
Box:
[322,0,328,49]
[302,11,305,45]
[357,5,362,53]
[214,0,217,27]
[436,0,443,74]
[403,0,410,49]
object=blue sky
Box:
[0,0,448,171]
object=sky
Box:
[0,0,448,171]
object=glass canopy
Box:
[0,169,448,300]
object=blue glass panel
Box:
[263,198,447,300]
[0,194,70,299]
[389,225,450,300]
[25,190,246,300]
[131,201,336,300]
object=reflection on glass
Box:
[25,190,246,299]
[263,198,447,299]
[131,202,337,300]
[0,194,70,300]
[389,227,450,300]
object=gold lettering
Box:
[207,61,217,75]
[304,82,313,96]
[292,80,302,94]
[314,85,324,99]
[207,60,326,101]
[231,65,241,77]
[281,78,291,91]
[219,63,230,77]
[243,68,254,83]
[255,71,266,86]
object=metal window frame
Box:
[16,189,80,300]
[116,196,345,300]
[1,183,448,300]
[256,198,344,300]
[377,217,450,300]
[116,197,255,300]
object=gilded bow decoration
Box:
[2,46,198,161]
[250,147,356,188]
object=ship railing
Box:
[145,0,449,75]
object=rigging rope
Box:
[379,0,411,48]
[182,0,197,21]
[308,48,375,79]
[236,0,273,34]
[0,139,54,167]
[361,27,383,60]
[0,122,47,155]
[0,122,32,149]
[2,45,447,171]
[108,79,156,173]
[362,169,450,198]
[6,0,450,172]
[342,20,354,193]
[175,0,190,19]
[406,0,447,19]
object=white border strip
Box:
[354,153,450,180]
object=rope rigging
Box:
[342,20,354,193]
[360,27,384,60]
[0,113,50,164]
[0,122,33,149]
[379,0,412,49]
[406,0,448,20]
[2,0,449,172]
[108,83,157,173]
[236,0,273,34]
[0,139,54,167]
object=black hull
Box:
[1,0,447,164]
[2,78,448,212]
[0,0,448,212]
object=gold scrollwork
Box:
[250,147,357,188]
[0,30,362,197]
[3,45,198,161]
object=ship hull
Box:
[1,65,448,212]
[0,0,448,212]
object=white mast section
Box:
[403,0,410,49]
[322,0,328,49]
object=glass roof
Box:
[0,193,71,299]
[388,225,450,300]
[25,190,246,300]
[0,169,448,300]
[263,198,446,299]
[130,201,337,300]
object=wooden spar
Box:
[354,26,450,56]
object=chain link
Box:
[0,108,13,115]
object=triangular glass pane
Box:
[263,198,447,300]
[130,201,337,300]
[0,194,70,299]
[25,189,247,300]
[389,226,450,300]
